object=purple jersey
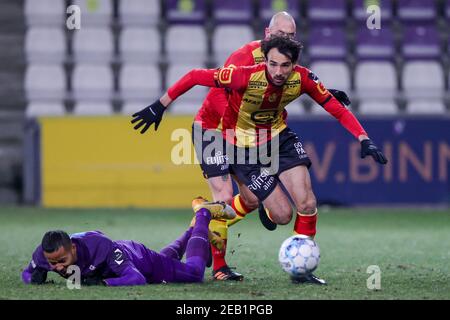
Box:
[22,230,178,286]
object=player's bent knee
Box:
[297,199,317,214]
[240,196,258,211]
[271,207,293,225]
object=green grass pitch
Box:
[0,207,449,300]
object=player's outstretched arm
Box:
[103,265,147,286]
[304,69,388,165]
[131,67,247,134]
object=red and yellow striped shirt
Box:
[194,40,264,130]
[168,64,367,147]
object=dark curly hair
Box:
[261,35,303,63]
[41,230,71,253]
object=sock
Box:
[209,219,228,271]
[185,208,211,268]
[227,194,253,227]
[293,209,318,238]
[159,227,193,260]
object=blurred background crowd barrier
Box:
[0,0,448,207]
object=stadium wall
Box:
[24,116,450,208]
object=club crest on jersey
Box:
[114,248,124,265]
[218,68,233,84]
[268,93,277,102]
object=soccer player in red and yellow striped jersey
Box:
[189,13,298,281]
[132,35,387,285]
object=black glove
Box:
[361,139,388,164]
[82,274,106,286]
[131,100,166,134]
[329,89,351,107]
[31,267,48,284]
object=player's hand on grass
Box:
[30,267,48,284]
[131,100,166,134]
[361,139,388,164]
[329,89,351,107]
[82,275,106,286]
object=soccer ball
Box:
[278,235,320,276]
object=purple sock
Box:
[159,227,194,260]
[185,209,211,275]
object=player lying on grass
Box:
[132,11,352,282]
[22,198,235,286]
[131,35,387,285]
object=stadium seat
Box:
[120,27,161,63]
[25,65,66,101]
[447,0,450,19]
[119,0,160,26]
[166,0,206,24]
[402,61,445,100]
[397,0,437,22]
[402,24,440,60]
[355,26,395,61]
[309,103,331,116]
[309,61,351,93]
[284,99,306,116]
[166,64,208,114]
[307,0,346,24]
[71,0,113,26]
[169,100,203,114]
[212,0,253,24]
[25,27,66,64]
[358,101,398,115]
[352,0,392,21]
[119,64,161,102]
[308,25,347,61]
[259,0,300,24]
[406,100,447,114]
[26,102,66,117]
[166,25,207,64]
[73,27,114,63]
[121,101,146,116]
[73,101,113,115]
[213,25,254,66]
[72,64,114,101]
[24,0,65,27]
[355,62,397,100]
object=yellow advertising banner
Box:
[40,116,210,208]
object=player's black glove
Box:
[30,267,48,284]
[361,139,388,164]
[329,89,351,107]
[131,100,166,134]
[82,274,106,286]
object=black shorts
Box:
[192,123,230,179]
[228,127,311,201]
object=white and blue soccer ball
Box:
[278,235,320,276]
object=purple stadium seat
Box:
[308,25,347,61]
[446,0,450,19]
[259,0,300,24]
[352,0,392,21]
[355,26,395,60]
[398,0,437,22]
[166,0,206,24]
[307,0,346,24]
[402,24,440,60]
[212,0,253,24]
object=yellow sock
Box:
[227,194,253,227]
[209,219,228,244]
